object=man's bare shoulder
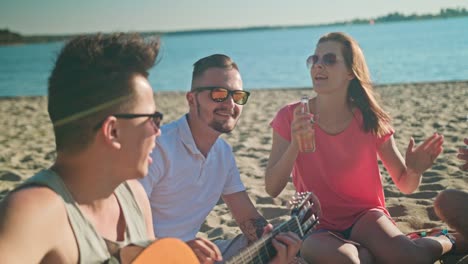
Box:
[126,179,155,239]
[126,179,147,196]
[0,186,78,263]
[0,186,68,238]
[126,179,151,213]
[1,186,65,217]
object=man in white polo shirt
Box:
[139,54,301,263]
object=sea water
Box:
[0,17,467,97]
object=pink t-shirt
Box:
[270,102,394,231]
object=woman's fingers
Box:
[429,136,444,158]
[421,133,443,152]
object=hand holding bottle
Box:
[292,96,316,152]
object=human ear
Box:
[186,92,196,107]
[348,70,355,80]
[101,117,122,149]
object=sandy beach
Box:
[1,81,467,259]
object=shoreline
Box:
[1,79,468,99]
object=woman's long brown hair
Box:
[318,32,392,137]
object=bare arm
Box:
[127,179,155,240]
[223,191,268,243]
[378,133,444,194]
[265,104,312,197]
[265,131,299,197]
[377,136,411,193]
[0,187,77,263]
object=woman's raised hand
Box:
[405,133,444,175]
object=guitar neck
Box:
[226,216,303,264]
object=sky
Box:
[1,0,468,35]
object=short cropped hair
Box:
[191,54,238,90]
[48,33,160,153]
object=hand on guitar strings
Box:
[270,231,302,264]
[261,225,302,264]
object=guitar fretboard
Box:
[226,216,303,264]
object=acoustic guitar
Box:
[225,192,320,264]
[129,192,319,264]
[121,237,200,264]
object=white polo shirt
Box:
[139,115,245,241]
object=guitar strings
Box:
[227,193,318,264]
[240,217,319,263]
[227,219,303,263]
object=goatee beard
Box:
[209,120,235,134]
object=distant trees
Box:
[1,7,467,45]
[0,29,71,45]
[314,7,468,26]
[0,29,24,45]
[373,7,467,23]
[440,7,467,17]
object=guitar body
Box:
[131,238,199,264]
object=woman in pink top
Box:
[265,32,456,263]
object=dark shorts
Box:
[311,224,354,239]
[309,208,395,243]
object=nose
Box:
[221,94,236,107]
[150,120,161,136]
[311,62,324,76]
[313,61,325,69]
[154,126,161,137]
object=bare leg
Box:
[301,231,374,264]
[434,189,468,240]
[350,210,454,264]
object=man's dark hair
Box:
[191,54,238,90]
[48,33,160,153]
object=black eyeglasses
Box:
[94,111,163,130]
[306,53,340,69]
[192,86,250,105]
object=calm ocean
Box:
[1,17,467,97]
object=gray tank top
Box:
[20,169,151,264]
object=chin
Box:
[224,123,236,131]
[313,85,334,94]
[211,122,236,134]
[135,167,147,179]
[221,125,235,134]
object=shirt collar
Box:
[176,114,202,155]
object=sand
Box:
[1,81,467,260]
